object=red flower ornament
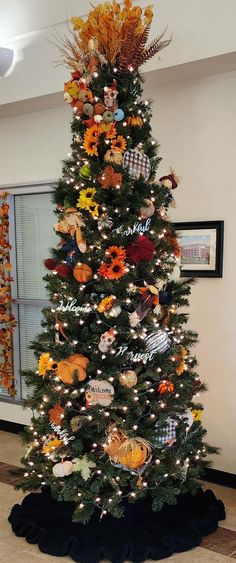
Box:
[126,235,154,264]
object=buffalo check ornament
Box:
[123,148,151,180]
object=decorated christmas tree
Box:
[16,1,219,530]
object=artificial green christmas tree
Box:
[10,2,224,559]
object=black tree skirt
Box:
[9,487,225,563]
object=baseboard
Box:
[204,468,236,489]
[0,419,25,434]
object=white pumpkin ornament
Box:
[139,199,155,219]
[53,460,73,477]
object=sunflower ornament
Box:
[111,135,127,152]
[106,259,126,280]
[106,246,126,261]
[98,246,127,280]
[97,295,116,313]
[38,353,57,376]
[76,188,99,217]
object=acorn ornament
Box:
[119,370,137,388]
[159,168,180,190]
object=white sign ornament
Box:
[116,345,155,363]
[114,218,151,237]
[86,380,114,407]
[57,299,92,316]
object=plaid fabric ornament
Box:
[155,417,177,446]
[123,149,151,180]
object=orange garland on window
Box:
[0,192,16,396]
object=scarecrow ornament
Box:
[54,208,86,253]
[104,425,152,472]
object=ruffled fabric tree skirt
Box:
[9,487,225,563]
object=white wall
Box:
[0,106,70,186]
[2,0,236,105]
[147,70,236,473]
[0,69,236,473]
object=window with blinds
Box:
[0,189,57,401]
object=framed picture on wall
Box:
[173,221,224,278]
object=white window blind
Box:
[18,303,46,399]
[0,190,57,401]
[15,193,57,300]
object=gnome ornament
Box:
[98,328,116,353]
[159,169,180,190]
[104,80,118,110]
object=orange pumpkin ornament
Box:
[56,354,89,384]
[117,437,151,470]
[126,116,143,127]
[73,263,93,283]
[158,380,175,395]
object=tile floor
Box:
[0,429,236,562]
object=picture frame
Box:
[173,221,224,278]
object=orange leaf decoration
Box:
[0,192,16,394]
[49,404,64,426]
[98,166,122,189]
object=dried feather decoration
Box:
[56,0,171,74]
